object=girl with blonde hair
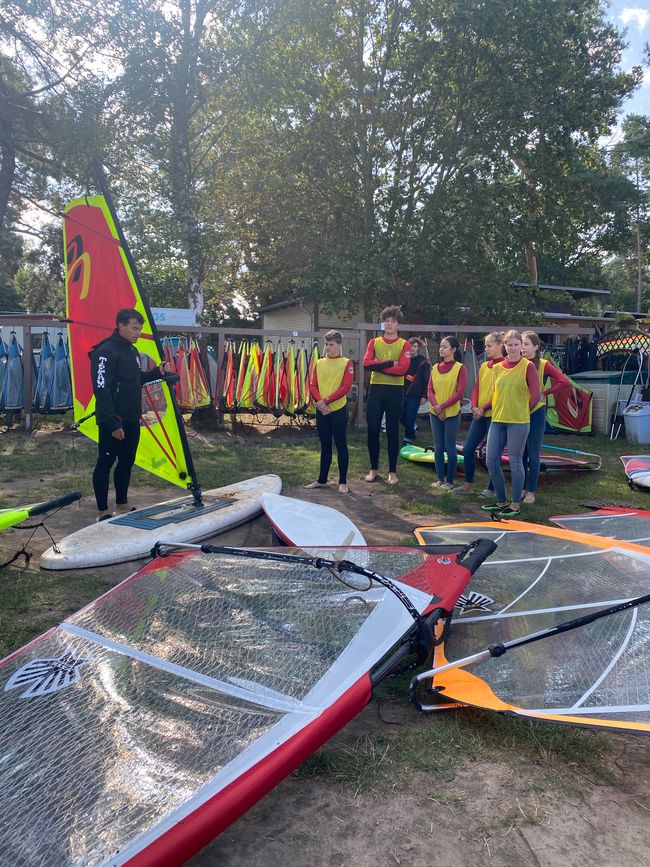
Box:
[456,331,504,495]
[482,330,540,518]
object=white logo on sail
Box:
[455,591,495,613]
[4,648,91,698]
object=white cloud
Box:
[619,7,650,31]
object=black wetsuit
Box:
[90,330,162,511]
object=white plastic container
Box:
[623,403,650,445]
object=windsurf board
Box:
[261,492,366,547]
[400,443,464,468]
[41,475,281,569]
[621,455,650,489]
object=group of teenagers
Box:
[306,305,569,519]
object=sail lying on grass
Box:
[414,521,650,732]
[551,506,650,545]
[63,195,193,490]
[0,541,493,865]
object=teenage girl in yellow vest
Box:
[428,336,467,490]
[521,330,570,504]
[306,329,354,493]
[482,330,540,518]
[363,306,411,484]
[456,332,504,495]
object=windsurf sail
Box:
[412,521,650,732]
[63,168,201,503]
[304,342,319,418]
[0,539,494,865]
[296,342,309,415]
[545,376,593,434]
[551,506,650,545]
[237,341,261,412]
[0,492,81,533]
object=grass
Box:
[296,702,618,797]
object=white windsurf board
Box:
[261,492,366,547]
[41,474,281,569]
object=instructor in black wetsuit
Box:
[90,308,170,521]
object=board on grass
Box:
[399,443,464,468]
[261,492,366,546]
[41,475,281,569]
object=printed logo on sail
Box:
[4,648,92,698]
[455,591,495,614]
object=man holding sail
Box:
[90,308,171,521]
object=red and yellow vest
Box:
[429,361,463,418]
[492,359,532,424]
[315,356,351,412]
[370,337,407,386]
[477,361,498,417]
[531,357,549,412]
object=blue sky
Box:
[608,2,649,129]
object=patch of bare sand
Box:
[196,716,649,867]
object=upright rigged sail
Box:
[63,194,197,493]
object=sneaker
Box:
[494,506,521,519]
[481,502,506,511]
[478,488,493,499]
[522,492,535,504]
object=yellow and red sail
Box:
[63,195,191,489]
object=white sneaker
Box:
[479,488,493,499]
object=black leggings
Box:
[366,384,404,473]
[316,406,349,484]
[93,421,141,511]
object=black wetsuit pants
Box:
[316,406,349,484]
[93,420,141,511]
[366,384,404,473]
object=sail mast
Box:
[92,159,203,507]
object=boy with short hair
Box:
[305,330,354,493]
[363,306,411,484]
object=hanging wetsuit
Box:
[401,353,431,444]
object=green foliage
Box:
[0,0,645,320]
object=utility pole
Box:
[636,157,643,314]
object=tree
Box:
[611,115,650,310]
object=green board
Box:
[400,444,465,467]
